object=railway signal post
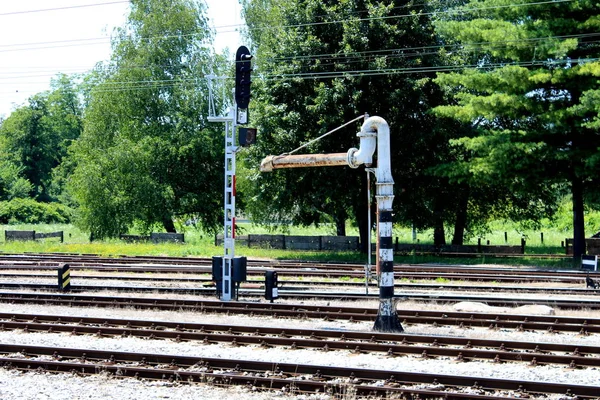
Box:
[207,46,253,301]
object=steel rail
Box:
[0,292,599,333]
[0,267,592,286]
[0,276,596,295]
[0,343,597,398]
[0,270,588,284]
[0,282,599,309]
[1,312,599,368]
[0,253,595,278]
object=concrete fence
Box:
[215,234,525,254]
[5,230,63,242]
[215,234,359,251]
[565,238,600,255]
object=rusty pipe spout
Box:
[260,152,350,172]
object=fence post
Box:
[477,238,482,253]
[504,232,507,244]
[521,238,526,254]
[540,232,544,244]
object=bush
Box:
[0,199,72,224]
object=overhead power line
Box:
[0,0,578,54]
[10,56,588,97]
[0,1,129,17]
[2,31,598,83]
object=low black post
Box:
[265,270,278,303]
[504,232,508,244]
[57,263,71,291]
[232,256,247,300]
[541,232,544,244]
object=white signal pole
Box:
[207,76,237,301]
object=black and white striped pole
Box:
[260,115,403,332]
[353,116,402,332]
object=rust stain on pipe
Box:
[260,153,348,172]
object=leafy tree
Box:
[434,0,600,259]
[68,0,225,239]
[0,94,51,200]
[0,74,83,202]
[241,0,454,249]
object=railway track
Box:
[1,252,598,398]
[0,279,598,309]
[2,312,599,369]
[0,271,596,295]
[0,253,595,283]
[1,342,597,398]
[0,292,599,333]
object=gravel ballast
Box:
[0,293,599,399]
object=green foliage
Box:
[7,177,34,200]
[68,0,226,239]
[0,199,72,224]
[434,0,600,255]
[0,75,83,202]
[241,0,460,246]
[0,161,33,200]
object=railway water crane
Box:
[260,115,404,332]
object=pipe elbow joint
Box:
[347,127,377,168]
[347,148,361,168]
[260,156,275,172]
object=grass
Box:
[0,222,581,268]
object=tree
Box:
[241,0,454,249]
[0,75,83,203]
[68,0,225,239]
[433,0,600,260]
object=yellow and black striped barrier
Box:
[58,263,71,291]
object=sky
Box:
[0,0,244,119]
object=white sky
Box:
[0,0,243,118]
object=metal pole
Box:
[207,74,238,302]
[222,107,236,301]
[365,169,372,295]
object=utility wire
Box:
[2,54,598,94]
[19,56,591,97]
[2,31,597,81]
[283,114,367,156]
[0,0,577,53]
[0,1,129,16]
